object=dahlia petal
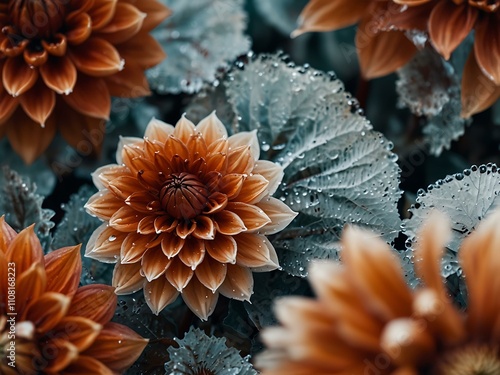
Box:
[186,133,208,161]
[3,56,38,96]
[393,0,432,4]
[6,225,43,274]
[237,174,270,204]
[63,76,111,119]
[19,79,56,126]
[428,2,477,60]
[103,61,151,97]
[154,216,178,234]
[91,164,129,190]
[0,216,17,252]
[196,111,228,146]
[192,215,215,240]
[164,135,189,160]
[218,264,254,301]
[24,292,70,332]
[0,85,18,124]
[165,257,194,292]
[474,14,500,85]
[41,33,68,56]
[227,202,271,232]
[214,210,246,235]
[205,148,228,173]
[81,322,148,372]
[0,37,28,58]
[126,155,157,178]
[97,2,145,44]
[68,284,117,325]
[90,224,119,256]
[23,48,48,66]
[205,233,237,264]
[109,206,145,232]
[253,160,284,196]
[178,237,205,270]
[144,117,174,141]
[6,109,57,163]
[137,215,157,234]
[144,276,179,315]
[116,136,144,165]
[113,262,144,294]
[125,191,158,214]
[173,115,197,142]
[69,37,122,76]
[65,11,92,45]
[88,0,118,30]
[256,197,297,235]
[130,0,171,31]
[293,0,369,37]
[181,276,219,320]
[161,234,185,258]
[461,51,500,117]
[307,262,386,351]
[63,355,113,375]
[207,137,229,155]
[460,208,500,341]
[235,233,279,271]
[195,255,227,293]
[121,232,152,263]
[342,226,413,319]
[42,338,79,373]
[204,192,228,214]
[53,316,102,352]
[377,2,433,32]
[40,56,77,94]
[226,145,254,175]
[219,173,245,199]
[141,248,172,281]
[228,129,260,161]
[176,220,197,239]
[355,25,417,79]
[86,191,123,220]
[15,262,46,313]
[108,176,145,200]
[137,170,163,191]
[115,32,166,69]
[44,245,82,297]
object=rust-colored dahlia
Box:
[257,210,500,374]
[0,217,147,374]
[387,0,500,117]
[293,0,419,79]
[0,0,170,163]
[85,113,297,320]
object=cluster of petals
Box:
[295,0,500,116]
[258,210,500,374]
[0,0,170,163]
[85,113,297,320]
[0,217,147,374]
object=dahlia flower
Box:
[85,113,297,320]
[258,210,500,374]
[0,217,147,374]
[387,0,500,117]
[293,0,418,79]
[0,0,170,163]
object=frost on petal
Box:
[147,0,250,94]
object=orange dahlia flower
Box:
[85,113,297,320]
[293,0,419,79]
[0,217,147,374]
[387,0,500,117]
[0,0,170,163]
[258,210,500,374]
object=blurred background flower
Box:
[0,0,169,163]
[0,217,147,374]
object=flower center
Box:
[434,345,500,375]
[9,0,67,39]
[160,172,210,220]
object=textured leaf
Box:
[52,185,112,285]
[396,48,471,156]
[164,327,257,375]
[224,53,402,276]
[147,0,250,94]
[402,163,500,280]
[0,167,55,250]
